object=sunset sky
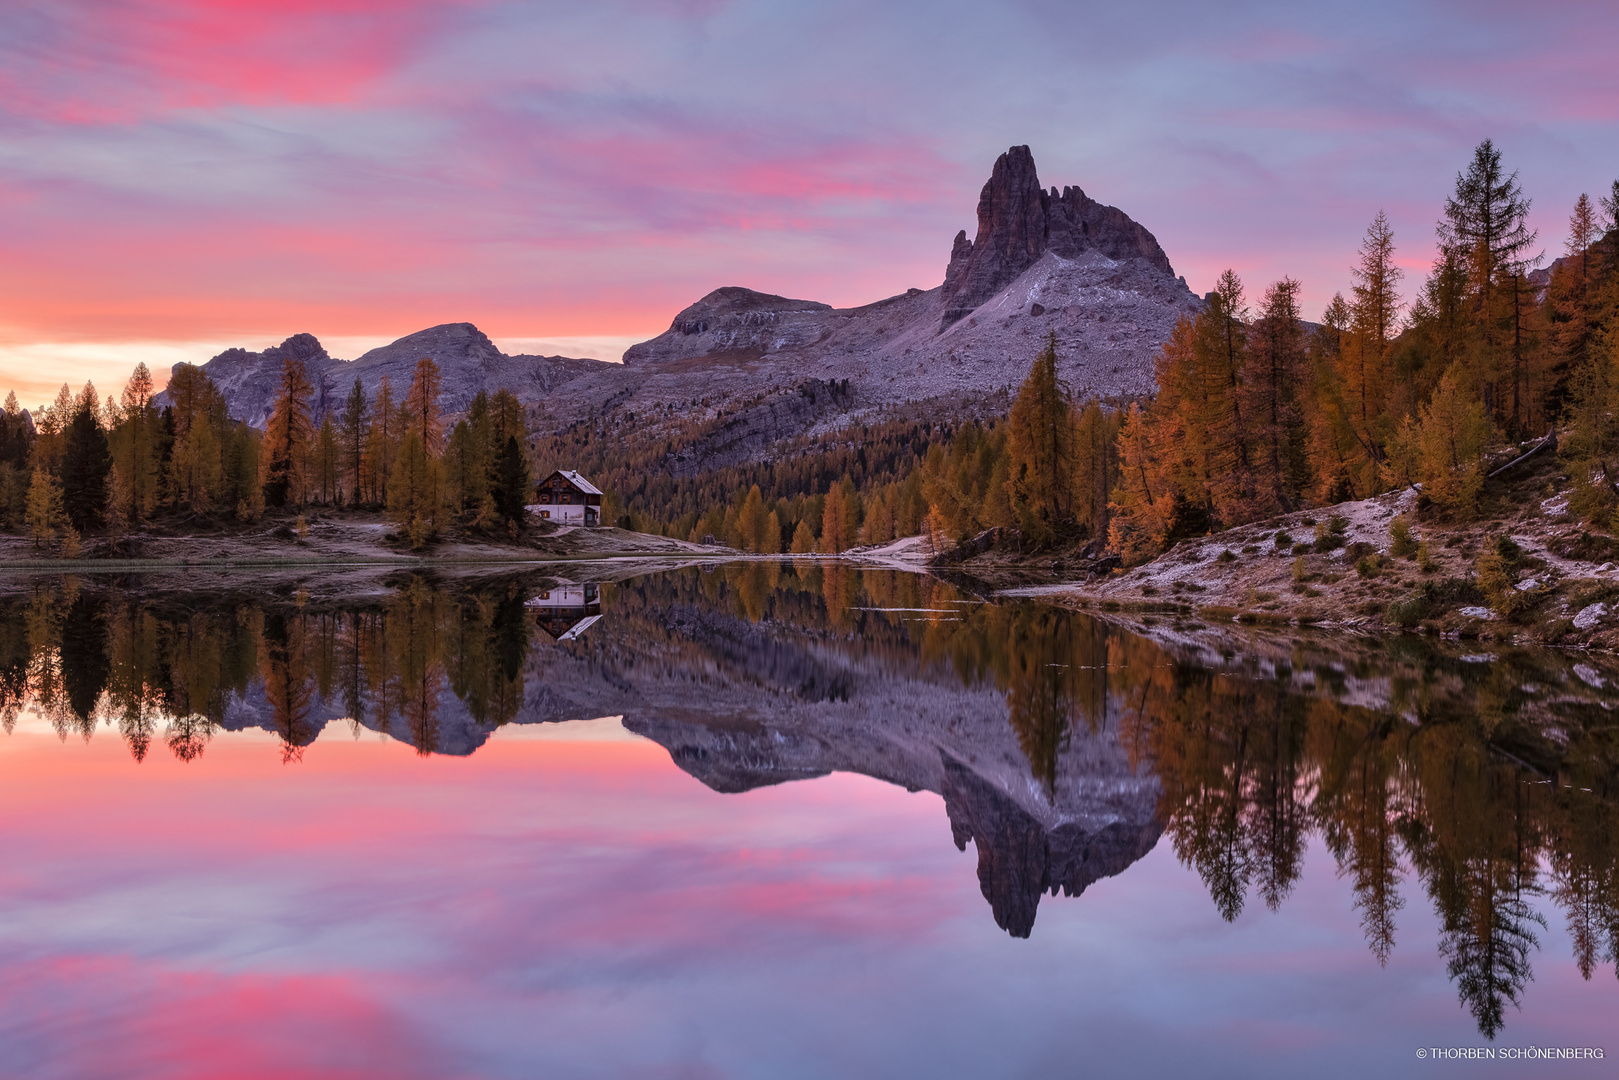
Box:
[2,0,1618,404]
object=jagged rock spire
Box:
[940,145,1177,328]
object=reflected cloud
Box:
[2,565,1617,1038]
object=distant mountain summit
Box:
[162,323,609,428]
[940,145,1178,327]
[170,146,1195,469]
[619,145,1197,403]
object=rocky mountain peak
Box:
[267,332,330,367]
[622,287,835,366]
[940,145,1177,327]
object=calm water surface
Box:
[0,564,1615,1078]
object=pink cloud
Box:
[0,955,450,1079]
[0,0,475,125]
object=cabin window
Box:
[561,494,571,503]
[540,493,550,503]
[540,511,550,519]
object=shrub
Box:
[1313,532,1345,553]
[1292,556,1307,584]
[1273,531,1294,548]
[1389,592,1430,628]
[1416,539,1436,573]
[1291,542,1312,556]
[1356,553,1381,578]
[1476,548,1526,617]
[1217,549,1237,563]
[1389,515,1417,558]
[1426,576,1486,605]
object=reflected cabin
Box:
[533,470,603,526]
[525,583,602,641]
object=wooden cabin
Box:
[532,469,602,526]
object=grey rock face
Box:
[940,145,1177,327]
[601,144,1199,437]
[622,287,835,366]
[166,145,1195,471]
[175,333,333,429]
[160,323,611,428]
[942,753,1162,937]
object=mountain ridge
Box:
[167,146,1198,472]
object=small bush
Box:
[1292,556,1307,584]
[1476,548,1526,617]
[1425,576,1486,605]
[295,515,309,540]
[1390,515,1417,558]
[1217,549,1237,563]
[1329,515,1349,535]
[1417,540,1437,573]
[1241,544,1260,555]
[1140,585,1158,597]
[1291,542,1312,556]
[1541,618,1576,644]
[1313,532,1345,554]
[1274,531,1294,548]
[1356,553,1381,578]
[1389,593,1431,628]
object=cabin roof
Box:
[541,469,603,495]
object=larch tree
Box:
[314,415,340,504]
[1390,366,1491,516]
[1196,270,1256,524]
[1243,277,1308,511]
[1546,193,1602,420]
[172,413,224,513]
[387,428,444,548]
[364,377,397,507]
[261,359,314,508]
[492,435,530,530]
[109,363,160,527]
[402,358,444,454]
[1106,402,1172,565]
[1072,400,1118,542]
[820,481,850,553]
[340,378,368,507]
[764,508,782,552]
[61,386,111,532]
[1347,211,1403,441]
[487,390,529,527]
[32,384,74,476]
[1004,332,1073,543]
[790,517,816,553]
[737,484,769,553]
[1440,139,1538,421]
[26,468,64,549]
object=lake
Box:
[0,562,1614,1078]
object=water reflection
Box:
[1,565,1617,1038]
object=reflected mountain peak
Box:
[2,564,1617,1036]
